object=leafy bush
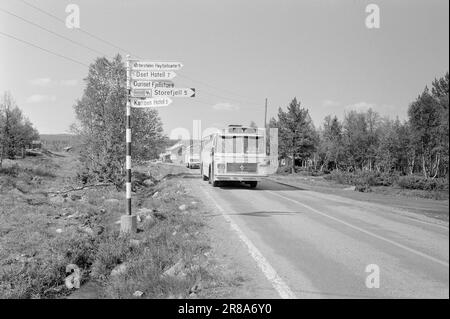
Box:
[29,167,56,178]
[0,164,20,177]
[355,184,372,192]
[397,175,448,191]
[276,166,292,175]
[324,170,351,184]
[324,170,399,187]
[295,169,324,177]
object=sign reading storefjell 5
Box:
[127,60,194,107]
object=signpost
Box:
[131,97,173,107]
[121,56,195,234]
[131,70,177,81]
[130,89,152,98]
[152,88,195,98]
[131,88,195,98]
[131,61,183,71]
[131,80,176,89]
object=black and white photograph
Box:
[0,0,448,310]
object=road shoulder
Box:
[184,177,279,299]
[267,175,449,225]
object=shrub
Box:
[276,166,292,175]
[0,164,20,177]
[397,175,448,191]
[324,170,352,184]
[29,167,56,178]
[355,184,372,192]
[324,170,399,187]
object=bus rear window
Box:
[217,136,264,154]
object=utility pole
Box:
[121,54,137,234]
[264,98,268,129]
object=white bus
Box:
[200,125,270,188]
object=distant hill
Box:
[40,133,77,141]
[40,134,79,151]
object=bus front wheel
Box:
[248,181,257,188]
[201,165,208,181]
[209,165,219,187]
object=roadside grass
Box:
[0,155,221,299]
[273,170,449,200]
[101,176,213,299]
[364,186,449,200]
[0,155,116,298]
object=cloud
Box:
[322,99,341,108]
[29,78,79,87]
[30,77,52,86]
[344,102,376,112]
[26,94,56,103]
[60,79,78,86]
[212,102,240,111]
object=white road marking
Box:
[268,191,449,268]
[200,185,297,299]
[296,188,449,231]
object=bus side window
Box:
[244,136,249,154]
[221,136,225,153]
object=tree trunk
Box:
[291,153,295,174]
[422,154,428,178]
[432,153,440,179]
[409,156,415,175]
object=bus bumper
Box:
[215,174,267,182]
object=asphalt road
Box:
[186,172,449,299]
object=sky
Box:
[0,0,449,136]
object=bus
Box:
[200,125,270,188]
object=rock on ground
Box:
[163,259,186,278]
[110,263,128,277]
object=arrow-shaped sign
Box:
[131,70,176,81]
[152,88,196,98]
[130,81,174,91]
[130,89,152,98]
[130,61,183,71]
[131,97,173,108]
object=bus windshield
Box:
[216,135,265,154]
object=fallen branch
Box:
[46,183,114,195]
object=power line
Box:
[196,89,261,107]
[0,7,107,56]
[17,0,262,106]
[18,0,138,58]
[0,30,89,67]
[0,29,259,113]
[177,73,261,104]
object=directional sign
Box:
[153,88,196,98]
[131,97,172,108]
[130,89,152,98]
[130,61,183,71]
[131,70,176,81]
[130,81,174,91]
[152,81,174,89]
